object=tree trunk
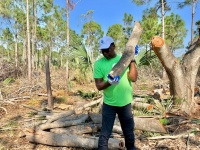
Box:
[151,36,200,118]
[109,21,143,78]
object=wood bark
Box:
[24,129,124,149]
[109,21,143,78]
[89,113,166,133]
[151,36,200,118]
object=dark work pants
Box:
[98,103,135,150]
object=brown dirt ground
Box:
[0,70,200,150]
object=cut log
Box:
[24,129,124,149]
[95,123,123,134]
[131,101,153,111]
[151,36,164,48]
[39,114,89,130]
[109,21,143,78]
[50,124,98,135]
[89,113,166,133]
[46,110,75,123]
[46,98,102,123]
[54,113,87,122]
[134,117,166,133]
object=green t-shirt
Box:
[93,55,133,106]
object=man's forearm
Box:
[95,81,111,91]
[128,61,138,82]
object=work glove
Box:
[135,45,139,55]
[107,74,120,85]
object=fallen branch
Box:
[147,133,195,140]
[20,104,40,112]
[37,93,47,96]
[6,96,31,102]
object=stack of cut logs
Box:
[23,98,167,149]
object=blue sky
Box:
[54,0,200,57]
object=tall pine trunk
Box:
[65,0,69,85]
[26,0,32,81]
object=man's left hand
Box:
[135,45,139,55]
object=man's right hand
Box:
[107,74,120,85]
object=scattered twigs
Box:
[0,127,18,131]
[0,100,15,105]
[4,96,31,102]
[147,129,199,140]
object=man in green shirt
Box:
[93,36,138,150]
